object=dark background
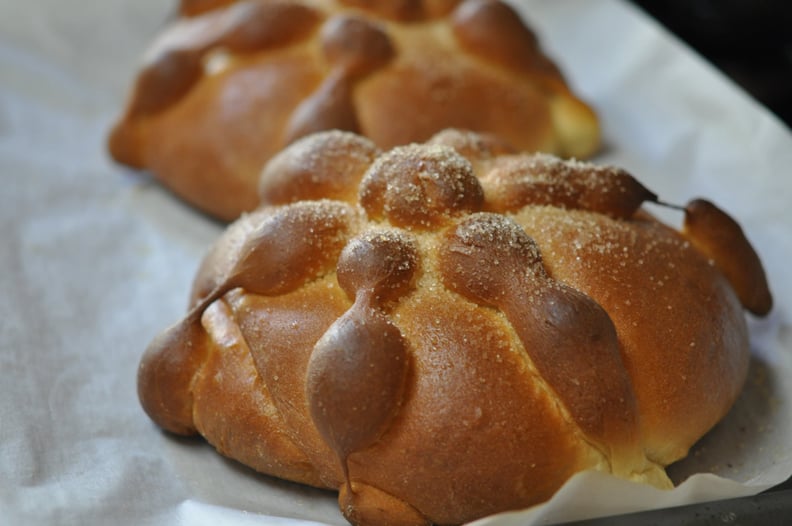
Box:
[628,0,792,128]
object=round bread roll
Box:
[138,129,772,525]
[109,0,600,220]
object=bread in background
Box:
[109,0,600,220]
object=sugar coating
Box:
[143,127,768,526]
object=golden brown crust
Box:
[350,289,606,524]
[231,279,350,486]
[682,199,773,316]
[259,130,380,206]
[437,213,641,463]
[180,0,237,17]
[514,206,753,463]
[139,130,771,525]
[193,299,324,486]
[110,0,600,220]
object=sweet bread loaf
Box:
[138,129,771,525]
[109,0,600,220]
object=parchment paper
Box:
[1,1,790,525]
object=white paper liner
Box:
[2,0,790,524]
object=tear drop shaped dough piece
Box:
[109,0,600,220]
[139,129,771,526]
